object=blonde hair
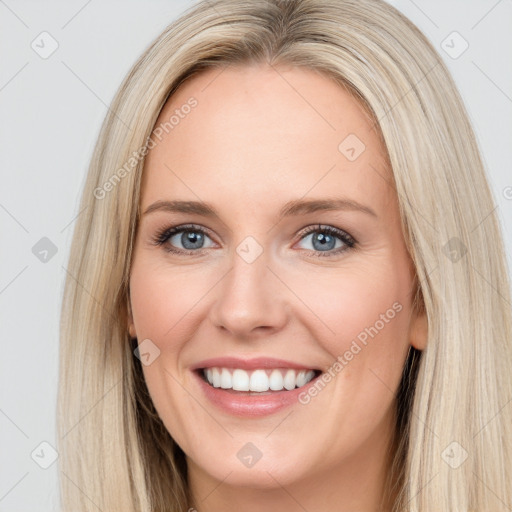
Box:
[57,0,512,510]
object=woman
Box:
[57,0,512,510]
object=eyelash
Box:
[151,223,357,258]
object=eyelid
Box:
[297,224,356,244]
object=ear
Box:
[128,320,137,339]
[409,308,428,351]
[126,294,137,339]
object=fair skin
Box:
[127,63,427,512]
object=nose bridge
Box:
[209,237,288,336]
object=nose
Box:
[209,245,290,338]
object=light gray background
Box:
[1,1,511,510]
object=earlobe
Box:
[410,310,428,351]
[128,321,137,339]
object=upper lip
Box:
[190,356,320,372]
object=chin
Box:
[205,460,306,489]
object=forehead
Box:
[141,63,395,216]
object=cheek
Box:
[287,262,412,400]
[129,261,206,444]
[293,267,411,444]
[292,265,409,343]
[129,259,215,342]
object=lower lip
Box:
[192,369,321,417]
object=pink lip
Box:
[190,356,319,372]
[190,357,322,418]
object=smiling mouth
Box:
[197,367,322,393]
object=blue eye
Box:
[296,224,355,257]
[153,224,214,254]
[152,223,356,257]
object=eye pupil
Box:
[182,231,204,249]
[312,232,335,251]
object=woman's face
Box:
[128,63,427,494]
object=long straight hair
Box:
[57,0,512,510]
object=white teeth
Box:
[283,369,296,390]
[202,367,316,392]
[296,370,308,387]
[220,368,231,389]
[269,369,284,390]
[212,367,221,388]
[232,369,250,391]
[250,369,269,392]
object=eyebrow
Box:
[143,198,377,219]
